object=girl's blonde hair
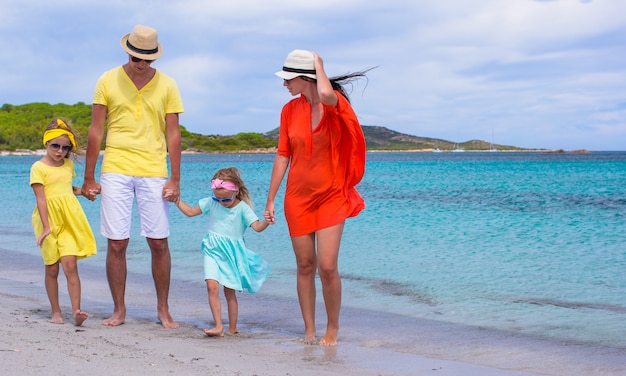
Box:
[212,167,253,208]
[44,118,83,159]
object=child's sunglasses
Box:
[212,192,236,203]
[48,143,72,152]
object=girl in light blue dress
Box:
[176,167,271,336]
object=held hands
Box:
[263,211,275,225]
[264,203,276,225]
[162,180,180,202]
[81,180,101,201]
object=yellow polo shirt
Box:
[93,66,184,177]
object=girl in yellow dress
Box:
[30,118,97,326]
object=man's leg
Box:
[103,238,129,326]
[147,237,178,328]
[100,173,134,327]
[136,176,177,328]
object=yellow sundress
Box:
[30,159,97,265]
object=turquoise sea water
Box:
[2,152,625,358]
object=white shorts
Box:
[100,173,170,240]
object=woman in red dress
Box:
[264,50,370,346]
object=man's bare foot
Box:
[49,312,64,324]
[73,309,89,326]
[158,311,179,329]
[204,327,224,337]
[319,334,338,346]
[102,312,125,327]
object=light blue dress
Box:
[198,197,270,293]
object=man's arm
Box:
[162,112,181,202]
[81,104,106,201]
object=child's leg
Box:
[44,263,63,324]
[223,287,238,334]
[60,255,88,326]
[204,279,224,337]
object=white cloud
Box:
[0,0,625,150]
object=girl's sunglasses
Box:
[48,143,72,152]
[212,192,236,203]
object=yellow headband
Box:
[43,120,76,150]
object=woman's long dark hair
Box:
[329,67,377,103]
[303,66,377,103]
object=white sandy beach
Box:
[1,247,624,376]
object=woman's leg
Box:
[316,222,344,346]
[291,233,317,343]
[223,287,238,334]
[45,262,63,324]
[204,279,224,337]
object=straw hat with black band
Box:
[120,24,163,60]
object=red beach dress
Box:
[278,92,366,236]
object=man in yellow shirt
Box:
[82,24,184,329]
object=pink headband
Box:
[211,179,238,191]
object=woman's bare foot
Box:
[73,309,89,326]
[319,334,338,346]
[227,328,238,335]
[302,335,318,345]
[204,327,224,337]
[49,311,64,324]
[158,311,179,329]
[102,312,125,327]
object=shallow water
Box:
[3,151,625,369]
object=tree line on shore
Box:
[0,102,276,153]
[1,102,525,152]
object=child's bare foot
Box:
[73,309,88,326]
[204,327,224,337]
[102,312,125,327]
[49,312,64,324]
[319,334,338,346]
[158,310,179,329]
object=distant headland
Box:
[1,102,588,154]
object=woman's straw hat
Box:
[120,24,163,60]
[275,50,317,80]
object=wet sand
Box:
[1,247,623,376]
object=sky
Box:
[1,0,625,151]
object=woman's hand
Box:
[311,51,324,70]
[264,202,276,224]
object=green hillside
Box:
[1,102,521,152]
[0,102,275,152]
